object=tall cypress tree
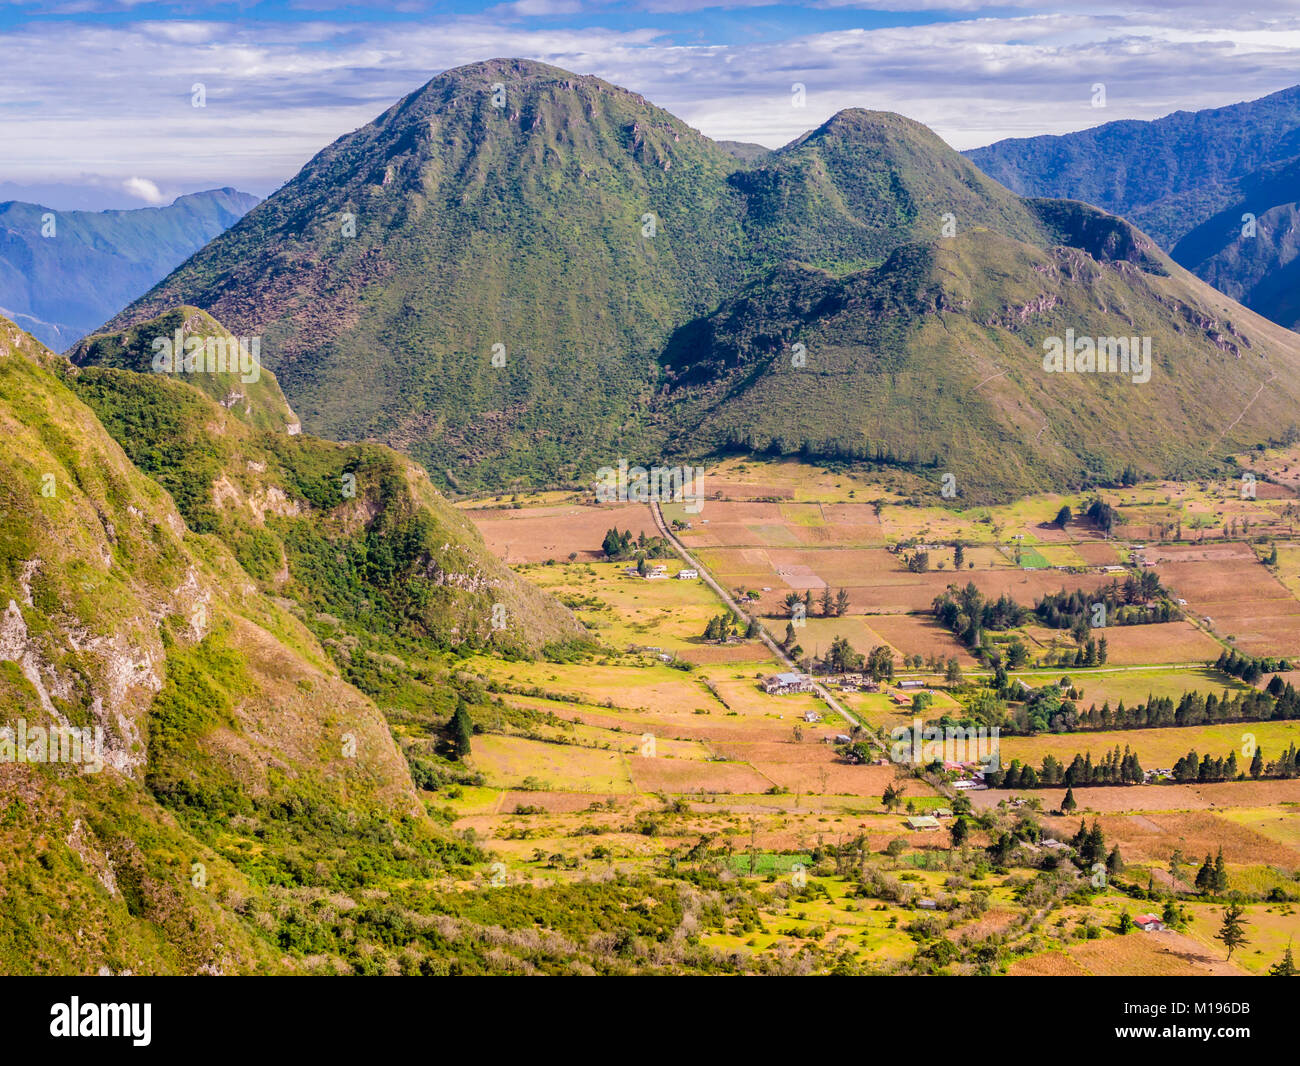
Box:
[450,699,474,759]
[1195,853,1215,893]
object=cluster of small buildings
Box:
[762,671,813,695]
[622,564,698,581]
[629,644,676,663]
[949,764,990,791]
[831,673,879,693]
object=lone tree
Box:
[949,817,969,849]
[1215,903,1250,961]
[1270,939,1297,976]
[1061,787,1078,813]
[834,588,850,617]
[449,699,474,759]
[1055,505,1072,529]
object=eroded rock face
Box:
[0,599,57,715]
[2,589,165,776]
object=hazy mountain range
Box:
[967,85,1300,333]
[0,188,258,350]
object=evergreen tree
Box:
[1213,847,1228,893]
[449,700,474,759]
[1118,911,1133,934]
[1270,940,1297,976]
[834,588,850,617]
[1107,845,1123,875]
[1081,820,1106,866]
[820,586,834,617]
[1250,746,1264,779]
[1194,853,1215,893]
[1061,787,1077,813]
[1215,903,1250,961]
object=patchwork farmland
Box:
[452,455,1300,975]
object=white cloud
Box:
[0,5,1297,191]
[122,176,166,203]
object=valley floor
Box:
[447,454,1300,975]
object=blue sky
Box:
[3,0,1299,209]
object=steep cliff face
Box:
[0,317,474,974]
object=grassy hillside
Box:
[657,206,1300,501]
[103,61,1300,502]
[5,314,719,977]
[69,305,299,435]
[66,309,585,713]
[0,315,440,973]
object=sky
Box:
[2,0,1299,209]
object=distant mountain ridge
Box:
[0,188,258,350]
[966,85,1300,331]
[101,60,1300,500]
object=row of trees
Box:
[989,745,1146,789]
[1004,683,1300,738]
[784,587,851,618]
[974,673,1300,739]
[997,741,1300,788]
[1068,685,1300,732]
[1216,648,1293,683]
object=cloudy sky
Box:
[2,0,1299,209]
